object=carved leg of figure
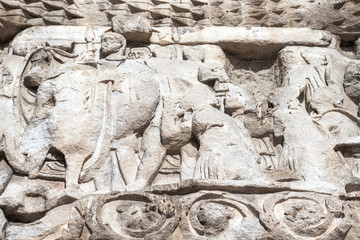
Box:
[116,148,138,185]
[0,155,12,195]
[113,135,139,185]
[25,150,49,179]
[2,136,27,175]
[110,150,126,191]
[278,144,297,171]
[127,103,166,191]
[263,155,274,170]
[65,153,89,189]
[263,136,277,169]
[127,129,166,190]
[180,141,198,181]
[109,137,138,192]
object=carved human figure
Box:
[77,25,97,66]
[6,32,141,192]
[100,32,126,61]
[192,105,264,180]
[327,62,360,178]
[4,44,114,193]
[273,47,353,188]
[160,61,264,182]
[3,32,162,192]
[4,32,265,193]
[315,61,360,143]
[89,32,164,191]
[121,47,266,188]
[290,60,360,180]
[224,85,279,170]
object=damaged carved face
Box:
[101,32,126,58]
[344,62,360,106]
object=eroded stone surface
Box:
[0,1,360,239]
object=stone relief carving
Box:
[0,0,360,239]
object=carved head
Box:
[23,49,54,90]
[128,47,153,59]
[344,62,360,106]
[101,32,126,58]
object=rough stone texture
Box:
[0,0,360,239]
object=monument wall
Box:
[0,0,360,239]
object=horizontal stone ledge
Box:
[141,179,344,196]
[11,26,335,46]
[9,26,112,56]
[10,26,335,60]
[150,26,335,60]
[11,26,112,45]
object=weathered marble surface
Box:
[0,0,360,239]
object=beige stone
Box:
[0,1,360,239]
